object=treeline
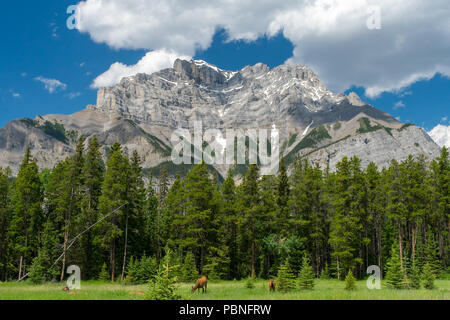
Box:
[0,136,448,284]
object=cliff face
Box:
[0,59,442,176]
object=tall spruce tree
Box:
[79,136,104,279]
[0,167,11,281]
[241,164,260,279]
[9,148,43,280]
[98,143,129,281]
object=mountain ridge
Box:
[0,59,442,176]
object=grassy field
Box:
[0,279,449,300]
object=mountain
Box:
[429,124,450,148]
[0,59,442,177]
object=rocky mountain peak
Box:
[0,59,441,176]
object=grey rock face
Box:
[0,60,442,176]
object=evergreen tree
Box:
[58,138,84,281]
[79,136,104,279]
[298,255,315,290]
[241,164,260,279]
[385,242,406,289]
[121,150,146,281]
[172,163,220,274]
[422,262,436,290]
[409,258,421,289]
[28,220,59,283]
[221,170,239,280]
[276,158,290,236]
[344,270,357,290]
[0,167,11,281]
[424,231,442,278]
[98,143,129,281]
[9,148,43,280]
[320,263,331,280]
[277,258,296,293]
[145,249,180,300]
[144,175,159,257]
[180,251,198,282]
[98,263,110,282]
[329,157,364,278]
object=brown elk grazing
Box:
[269,279,276,292]
[192,276,208,294]
[63,286,70,294]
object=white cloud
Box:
[393,101,405,110]
[91,49,191,88]
[75,0,450,94]
[11,91,20,98]
[442,116,448,122]
[34,77,67,94]
[66,92,82,99]
[429,124,450,148]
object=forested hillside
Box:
[0,136,448,286]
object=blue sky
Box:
[1,0,449,131]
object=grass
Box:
[1,279,448,300]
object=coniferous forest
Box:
[0,136,448,289]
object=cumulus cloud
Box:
[91,49,191,88]
[75,0,450,94]
[34,77,67,93]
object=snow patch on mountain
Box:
[428,124,450,148]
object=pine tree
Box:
[430,147,449,271]
[98,143,129,281]
[98,263,110,282]
[145,249,181,300]
[221,170,239,280]
[121,150,146,281]
[385,242,405,289]
[79,135,104,279]
[344,270,357,290]
[172,163,220,274]
[58,138,85,281]
[180,251,198,282]
[144,175,159,257]
[320,263,331,280]
[9,148,43,280]
[241,164,260,279]
[277,258,296,292]
[0,167,11,281]
[410,258,421,289]
[298,255,315,290]
[28,220,59,283]
[329,157,364,277]
[424,231,442,278]
[276,158,290,237]
[422,262,436,290]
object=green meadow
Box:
[0,279,449,300]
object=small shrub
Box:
[344,270,356,291]
[245,277,256,289]
[98,263,110,282]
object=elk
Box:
[269,279,276,292]
[192,276,208,294]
